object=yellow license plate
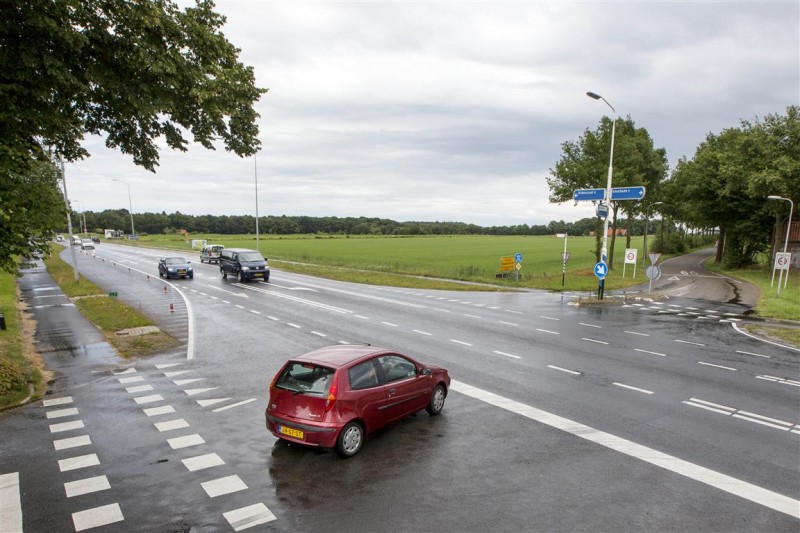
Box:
[279,425,303,439]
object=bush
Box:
[0,358,27,396]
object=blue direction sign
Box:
[514,253,523,262]
[573,188,605,202]
[594,261,608,279]
[610,186,646,201]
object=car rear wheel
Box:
[426,384,446,415]
[335,422,364,458]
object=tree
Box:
[547,116,667,267]
[0,159,66,273]
[0,0,266,265]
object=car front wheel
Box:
[238,271,247,283]
[220,269,227,280]
[426,384,446,415]
[335,422,364,458]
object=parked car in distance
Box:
[200,244,225,264]
[219,248,269,282]
[71,236,82,245]
[80,239,95,250]
[158,256,194,279]
[266,344,450,458]
[91,236,100,243]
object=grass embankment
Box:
[0,267,46,409]
[45,253,181,358]
[704,259,800,346]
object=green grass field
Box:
[130,233,655,292]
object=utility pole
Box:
[59,156,80,282]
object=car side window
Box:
[349,361,380,390]
[378,355,417,383]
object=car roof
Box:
[163,256,189,261]
[293,344,393,368]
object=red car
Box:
[265,344,451,458]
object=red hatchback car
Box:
[265,344,451,458]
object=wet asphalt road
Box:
[1,244,798,532]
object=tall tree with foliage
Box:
[666,106,798,268]
[547,116,667,268]
[0,0,266,271]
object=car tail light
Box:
[324,376,338,413]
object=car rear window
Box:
[275,362,334,395]
[211,246,224,252]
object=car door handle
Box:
[388,388,396,395]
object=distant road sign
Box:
[645,265,662,280]
[611,186,646,201]
[648,252,662,265]
[594,261,608,279]
[624,249,637,265]
[596,204,609,219]
[573,188,605,202]
[499,256,514,272]
[515,253,523,262]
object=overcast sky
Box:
[66,1,799,227]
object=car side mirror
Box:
[421,368,431,376]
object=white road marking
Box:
[492,351,521,360]
[756,375,800,387]
[506,310,523,315]
[173,378,204,386]
[736,350,771,359]
[224,503,277,530]
[42,396,73,407]
[465,314,482,319]
[126,385,154,394]
[156,363,183,369]
[185,388,218,396]
[287,323,301,329]
[634,348,667,357]
[72,503,124,531]
[676,339,705,346]
[698,362,738,371]
[113,368,137,375]
[434,308,451,313]
[613,382,654,395]
[579,322,601,328]
[54,435,92,451]
[154,419,190,432]
[536,329,559,335]
[164,370,191,378]
[117,376,144,384]
[311,331,327,337]
[0,472,22,533]
[202,475,248,498]
[581,338,609,345]
[46,408,79,419]
[49,420,85,433]
[167,434,205,450]
[235,304,245,310]
[450,380,800,518]
[197,398,231,407]
[182,453,225,472]
[381,322,398,327]
[499,321,518,327]
[547,365,581,375]
[213,399,257,412]
[134,394,164,405]
[267,316,279,321]
[413,330,432,336]
[64,475,110,498]
[249,310,261,315]
[624,331,649,337]
[540,315,560,321]
[684,398,798,432]
[143,405,176,417]
[450,339,472,346]
[58,453,100,472]
[732,322,800,352]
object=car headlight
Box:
[241,266,250,271]
[168,267,175,272]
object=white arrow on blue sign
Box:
[594,261,608,279]
[610,186,646,201]
[514,253,523,262]
[573,188,605,202]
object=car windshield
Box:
[238,252,264,262]
[275,362,333,395]
[165,258,187,265]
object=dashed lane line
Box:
[634,348,667,357]
[698,362,738,372]
[613,382,654,395]
[492,350,521,360]
[450,380,800,518]
[547,365,581,375]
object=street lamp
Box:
[767,195,794,295]
[73,200,87,234]
[587,91,616,299]
[642,201,663,268]
[112,179,136,239]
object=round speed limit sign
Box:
[626,251,635,261]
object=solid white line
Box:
[492,350,521,360]
[737,350,771,359]
[736,411,794,428]
[0,472,22,533]
[732,414,793,431]
[624,331,649,337]
[698,362,738,371]
[634,349,666,357]
[581,338,609,345]
[450,339,472,346]
[683,401,733,415]
[613,382,654,394]
[213,398,257,412]
[536,329,559,335]
[687,398,735,411]
[732,322,800,352]
[72,503,124,531]
[547,365,581,375]
[449,380,799,518]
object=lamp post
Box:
[767,195,794,295]
[254,153,260,254]
[73,200,87,234]
[642,201,663,268]
[587,91,616,299]
[112,179,136,239]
